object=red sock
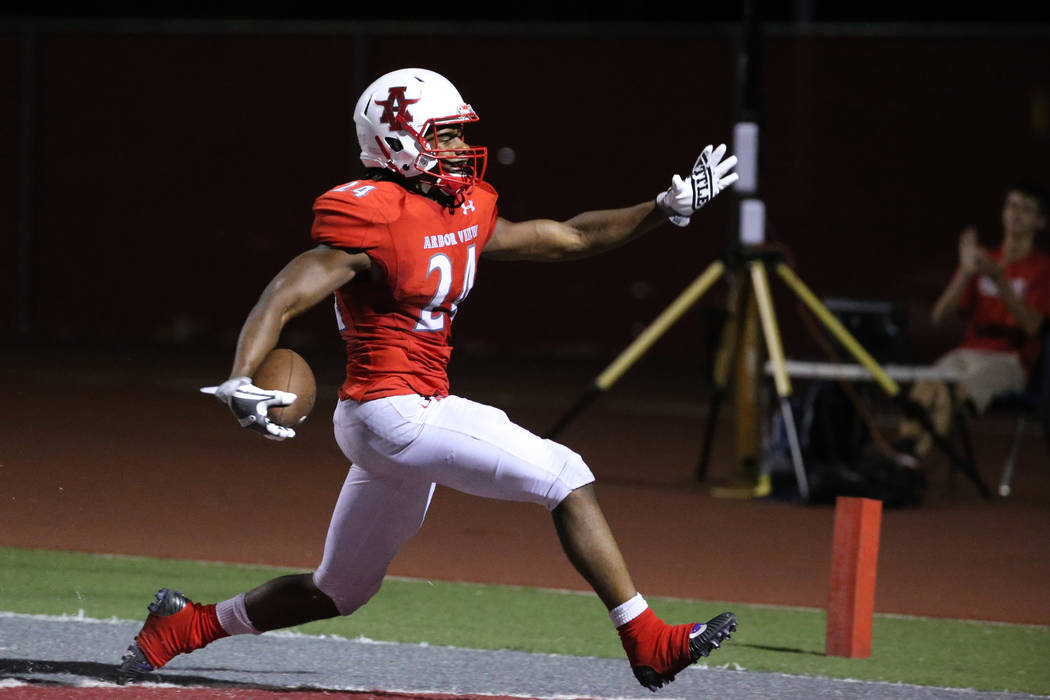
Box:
[139,602,230,668]
[617,608,692,675]
[192,603,230,647]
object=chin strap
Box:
[417,177,465,211]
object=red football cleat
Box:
[618,608,737,691]
[116,588,228,683]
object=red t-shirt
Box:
[311,179,499,401]
[958,246,1050,374]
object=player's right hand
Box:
[200,377,298,441]
[656,144,739,227]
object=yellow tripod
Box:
[544,246,993,500]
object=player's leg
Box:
[229,465,435,629]
[119,575,340,681]
[118,464,433,681]
[311,465,436,615]
[117,588,230,682]
[551,483,634,609]
[242,573,338,631]
[553,482,735,690]
[339,393,736,690]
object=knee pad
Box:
[545,441,595,509]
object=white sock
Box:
[215,593,261,636]
[609,593,649,628]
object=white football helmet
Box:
[354,68,487,201]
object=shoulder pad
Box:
[473,180,498,197]
[315,180,407,225]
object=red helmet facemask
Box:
[386,111,487,206]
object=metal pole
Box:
[749,260,810,500]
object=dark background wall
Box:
[3,16,1050,377]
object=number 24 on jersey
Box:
[415,245,477,331]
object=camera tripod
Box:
[544,245,993,501]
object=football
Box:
[252,348,317,428]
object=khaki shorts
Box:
[935,348,1025,413]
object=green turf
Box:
[2,547,1048,695]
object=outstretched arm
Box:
[483,203,665,262]
[484,144,738,262]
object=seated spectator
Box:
[896,182,1050,463]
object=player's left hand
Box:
[201,378,298,441]
[656,144,739,227]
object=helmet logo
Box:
[375,86,420,129]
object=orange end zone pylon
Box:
[826,496,883,658]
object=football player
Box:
[118,67,739,692]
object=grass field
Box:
[1,547,1047,696]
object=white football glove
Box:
[656,144,739,227]
[201,376,298,441]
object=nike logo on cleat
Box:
[689,623,707,638]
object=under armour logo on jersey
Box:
[460,199,476,215]
[375,86,420,128]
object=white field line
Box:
[0,610,129,624]
[0,609,611,656]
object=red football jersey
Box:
[959,246,1050,374]
[311,178,499,401]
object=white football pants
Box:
[312,393,595,615]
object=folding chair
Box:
[989,325,1050,496]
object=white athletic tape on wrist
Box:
[656,193,691,228]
